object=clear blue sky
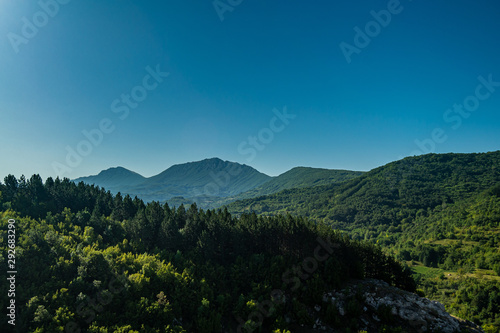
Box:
[1,0,499,180]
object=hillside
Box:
[235,167,363,198]
[226,152,500,270]
[0,175,429,333]
[211,167,363,208]
[227,152,499,230]
[226,151,500,330]
[1,153,498,331]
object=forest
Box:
[227,152,500,331]
[0,175,415,332]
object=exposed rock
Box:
[290,278,484,332]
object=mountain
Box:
[73,159,364,209]
[226,151,500,228]
[73,158,272,204]
[225,151,500,257]
[0,173,486,332]
[2,153,498,331]
[73,166,146,192]
[236,166,362,197]
[225,151,500,329]
[131,158,272,203]
[212,166,364,208]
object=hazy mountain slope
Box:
[139,157,271,197]
[72,159,364,208]
[231,167,363,200]
[73,166,146,191]
[209,167,363,209]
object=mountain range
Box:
[3,150,499,331]
[73,158,364,209]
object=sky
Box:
[1,0,499,180]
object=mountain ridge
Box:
[73,166,146,191]
[211,166,364,208]
[73,157,272,203]
[2,151,498,331]
[72,158,364,208]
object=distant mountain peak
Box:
[73,166,146,190]
[73,158,272,204]
[98,166,135,174]
[202,157,224,162]
[191,157,242,167]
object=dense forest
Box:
[0,175,415,332]
[227,152,500,331]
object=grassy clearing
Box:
[409,262,500,282]
[410,263,444,279]
[424,239,479,246]
[444,270,500,281]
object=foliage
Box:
[214,167,363,207]
[0,174,413,332]
[226,151,500,329]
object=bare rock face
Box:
[303,279,484,333]
[350,279,474,332]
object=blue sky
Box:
[1,0,499,180]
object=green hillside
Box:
[212,167,363,208]
[0,175,415,332]
[5,152,499,330]
[236,167,363,198]
[226,151,500,330]
[394,184,500,270]
[227,152,499,231]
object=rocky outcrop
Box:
[302,279,484,332]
